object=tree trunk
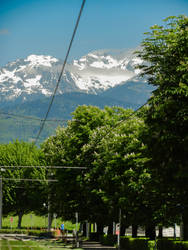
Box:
[107,223,113,235]
[158,225,163,238]
[82,222,86,236]
[132,224,138,238]
[120,223,126,236]
[182,211,188,240]
[145,224,156,240]
[18,212,23,229]
[48,213,53,231]
[93,223,96,233]
[97,223,104,235]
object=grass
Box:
[1,214,82,249]
[2,213,77,230]
[0,239,84,250]
[0,239,46,250]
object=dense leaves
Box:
[42,105,150,231]
[0,140,47,228]
[42,15,188,236]
[136,15,188,238]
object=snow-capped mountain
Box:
[70,49,143,92]
[0,48,154,143]
[0,48,144,103]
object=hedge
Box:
[0,229,28,234]
[157,239,188,250]
[100,234,117,246]
[0,229,53,238]
[100,235,151,249]
[120,237,150,250]
[99,235,188,250]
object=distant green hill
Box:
[0,82,154,144]
[0,92,135,144]
[0,115,60,144]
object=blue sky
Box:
[0,0,187,66]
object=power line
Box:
[0,166,87,169]
[105,102,147,133]
[34,0,86,145]
[86,102,148,150]
[1,178,58,182]
[0,111,68,122]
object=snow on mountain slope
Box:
[25,55,59,67]
[0,48,144,102]
[66,48,144,93]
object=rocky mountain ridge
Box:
[0,48,145,103]
[0,48,154,143]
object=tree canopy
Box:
[136,15,188,238]
[0,140,47,228]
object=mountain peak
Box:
[0,48,144,102]
[25,54,59,67]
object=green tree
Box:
[136,15,188,239]
[0,140,47,228]
[81,108,152,236]
[42,105,155,237]
[42,106,135,232]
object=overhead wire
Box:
[1,178,57,182]
[112,101,147,128]
[34,0,86,145]
[0,111,68,122]
[0,166,87,169]
[0,166,87,184]
[80,101,148,150]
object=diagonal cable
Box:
[34,0,86,145]
[0,111,68,122]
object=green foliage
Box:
[27,230,53,237]
[137,15,188,88]
[99,234,117,246]
[0,229,29,234]
[0,228,52,238]
[157,239,188,250]
[81,109,150,227]
[120,237,151,250]
[42,105,127,223]
[136,15,188,231]
[42,104,150,230]
[0,140,47,227]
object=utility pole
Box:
[75,212,79,247]
[47,202,52,232]
[117,208,121,250]
[0,176,2,229]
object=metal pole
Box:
[0,176,2,229]
[154,236,157,250]
[30,214,33,229]
[75,212,79,247]
[86,221,89,238]
[113,222,116,235]
[48,200,52,231]
[117,208,121,250]
[174,223,176,240]
[180,217,184,241]
[54,213,57,229]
